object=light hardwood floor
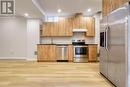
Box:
[0,60,114,87]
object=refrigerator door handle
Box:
[105,26,109,51]
[106,26,110,51]
[104,28,106,48]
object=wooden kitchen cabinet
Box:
[37,45,57,62]
[65,18,73,36]
[37,45,73,62]
[67,45,73,62]
[112,0,129,10]
[42,22,53,36]
[42,14,95,37]
[57,17,73,36]
[42,22,56,37]
[102,0,129,16]
[42,17,73,37]
[86,17,95,37]
[58,18,67,36]
[38,44,98,62]
[73,13,95,37]
[88,45,97,62]
[73,13,86,29]
[52,22,59,36]
[102,0,111,16]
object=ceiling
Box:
[15,0,43,18]
[34,0,102,16]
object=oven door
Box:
[74,46,88,58]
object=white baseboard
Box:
[0,57,26,60]
[26,58,37,61]
[0,57,37,61]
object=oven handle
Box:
[74,46,88,47]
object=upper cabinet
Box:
[102,0,111,16]
[42,17,73,37]
[86,17,95,37]
[42,22,53,37]
[58,17,73,36]
[42,14,95,37]
[73,13,86,29]
[73,13,95,37]
[102,0,129,16]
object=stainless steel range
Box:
[72,39,88,63]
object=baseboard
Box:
[0,57,26,60]
[0,57,37,61]
[26,58,37,61]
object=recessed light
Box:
[87,8,91,12]
[58,9,62,13]
[24,13,29,17]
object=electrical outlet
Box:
[34,51,37,55]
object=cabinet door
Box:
[112,0,129,10]
[118,0,129,7]
[49,45,57,61]
[58,18,66,36]
[37,45,56,62]
[102,0,129,16]
[86,17,95,37]
[88,45,97,62]
[42,23,51,36]
[52,22,59,36]
[37,45,45,61]
[67,45,73,62]
[111,0,120,11]
[42,22,54,36]
[102,0,110,16]
[102,0,106,16]
[65,18,73,36]
[73,14,84,29]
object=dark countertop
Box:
[37,44,98,45]
[37,44,72,45]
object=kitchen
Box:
[0,0,130,87]
[38,13,98,63]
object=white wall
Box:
[27,19,40,61]
[0,17,27,59]
[0,17,40,60]
[41,33,95,44]
[94,13,101,53]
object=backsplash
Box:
[40,32,96,44]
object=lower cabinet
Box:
[37,45,73,62]
[67,45,73,62]
[88,45,97,62]
[37,45,57,62]
[37,44,97,62]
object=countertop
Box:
[37,44,72,45]
[37,43,98,45]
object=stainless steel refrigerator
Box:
[100,2,130,87]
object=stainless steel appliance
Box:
[57,45,68,62]
[72,40,88,63]
[100,2,130,87]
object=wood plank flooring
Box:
[0,60,114,87]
